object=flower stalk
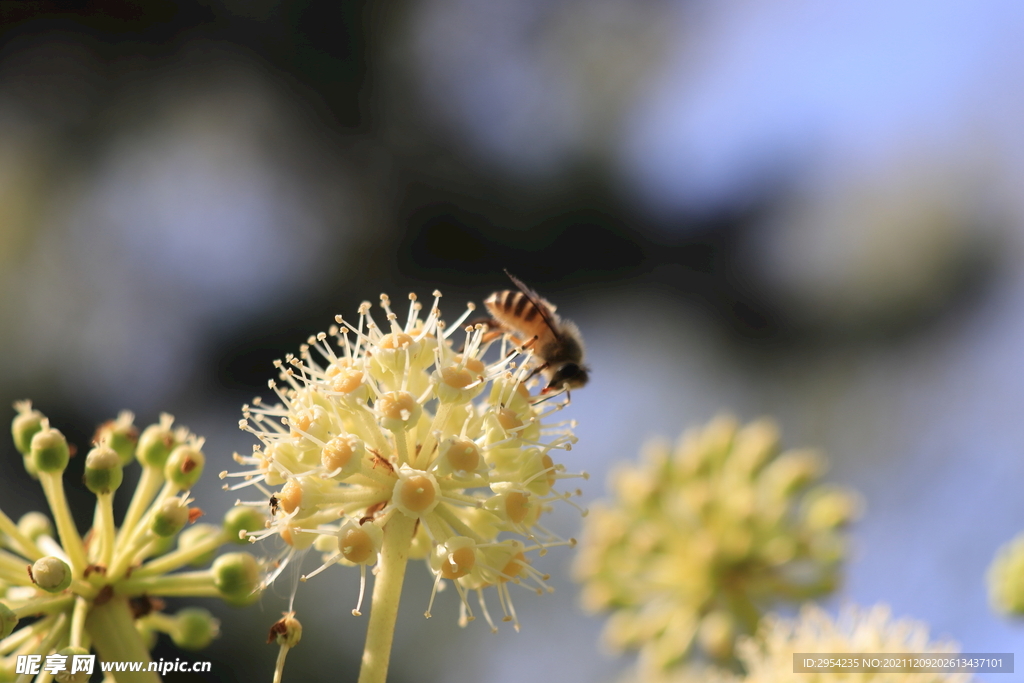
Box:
[357,513,416,683]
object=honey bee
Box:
[485,270,589,393]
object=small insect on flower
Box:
[484,270,589,395]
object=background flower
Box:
[575,416,859,672]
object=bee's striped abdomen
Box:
[492,289,545,322]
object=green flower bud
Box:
[21,453,39,479]
[0,602,17,638]
[271,614,301,647]
[17,511,53,542]
[223,507,266,544]
[213,552,260,600]
[149,532,177,557]
[989,532,1024,615]
[803,486,862,531]
[178,524,220,565]
[84,446,124,495]
[152,499,190,537]
[137,416,177,468]
[54,646,90,683]
[93,412,138,466]
[11,402,43,456]
[172,607,220,650]
[30,556,71,592]
[165,445,205,490]
[30,426,70,474]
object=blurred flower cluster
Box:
[1,404,264,682]
[575,415,861,673]
[617,603,972,683]
[987,532,1024,616]
[738,604,971,683]
[225,291,584,679]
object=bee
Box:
[485,270,589,393]
[269,495,279,516]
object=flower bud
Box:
[84,445,124,495]
[223,507,267,544]
[434,357,486,404]
[213,552,261,600]
[338,521,382,565]
[30,426,70,474]
[436,437,487,477]
[271,614,302,647]
[377,391,422,432]
[989,532,1024,615]
[54,646,90,683]
[435,537,476,580]
[137,416,177,468]
[320,434,365,479]
[93,412,138,466]
[151,499,190,537]
[392,467,440,517]
[172,607,220,650]
[11,402,43,456]
[30,556,72,592]
[178,524,220,565]
[18,511,53,542]
[0,602,17,639]
[165,444,205,490]
[803,486,862,531]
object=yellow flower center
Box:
[399,475,436,513]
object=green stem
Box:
[357,513,416,683]
[416,403,454,470]
[109,481,176,581]
[130,531,228,579]
[70,596,89,648]
[118,570,218,597]
[273,645,292,683]
[0,509,43,561]
[115,466,164,549]
[38,473,88,575]
[97,492,117,568]
[10,594,74,619]
[16,613,67,683]
[86,596,160,683]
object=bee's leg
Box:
[531,384,570,406]
[527,362,549,381]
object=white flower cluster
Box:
[225,291,584,630]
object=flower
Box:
[737,603,971,683]
[574,416,861,672]
[227,291,585,634]
[987,532,1024,615]
[0,403,264,681]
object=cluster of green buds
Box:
[987,532,1024,616]
[574,416,861,673]
[223,291,585,683]
[1,403,265,682]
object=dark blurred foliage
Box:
[1,0,991,405]
[0,2,1005,682]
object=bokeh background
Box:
[2,0,1024,680]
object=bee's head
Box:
[544,363,589,392]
